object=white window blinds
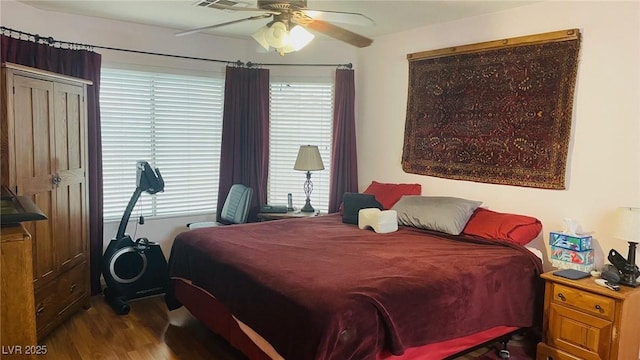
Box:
[269,79,333,213]
[100,68,224,220]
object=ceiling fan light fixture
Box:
[179,1,373,50]
[288,25,314,51]
[252,18,315,55]
[251,26,270,50]
[265,21,289,49]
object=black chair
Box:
[187,184,254,229]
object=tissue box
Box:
[551,259,595,272]
[551,246,594,265]
[549,231,592,251]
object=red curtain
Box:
[328,68,358,213]
[1,35,104,295]
[217,66,270,222]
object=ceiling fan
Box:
[176,0,374,55]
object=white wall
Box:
[1,0,358,257]
[357,0,640,267]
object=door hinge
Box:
[15,185,18,194]
[13,86,15,94]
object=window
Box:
[269,79,333,213]
[100,68,224,220]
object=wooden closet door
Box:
[52,82,88,273]
[11,74,57,288]
[3,63,92,341]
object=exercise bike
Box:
[102,161,168,315]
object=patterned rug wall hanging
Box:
[402,29,581,189]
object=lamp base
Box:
[610,241,640,287]
[621,241,639,287]
[300,199,315,213]
[619,276,639,288]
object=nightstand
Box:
[257,210,320,221]
[537,271,640,360]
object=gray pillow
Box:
[391,196,482,235]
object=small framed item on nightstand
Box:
[552,268,590,280]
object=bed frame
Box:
[166,215,543,359]
[173,278,523,360]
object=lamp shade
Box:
[251,26,270,50]
[613,207,640,242]
[287,25,314,51]
[265,21,289,49]
[294,145,324,171]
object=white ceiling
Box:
[18,0,539,43]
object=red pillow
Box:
[462,208,542,245]
[363,181,422,210]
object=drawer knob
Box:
[595,304,602,311]
[70,283,77,293]
[558,293,566,301]
[36,304,45,317]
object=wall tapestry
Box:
[402,29,581,189]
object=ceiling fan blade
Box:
[301,19,373,48]
[175,14,272,37]
[302,9,375,26]
[202,2,280,14]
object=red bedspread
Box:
[166,214,543,360]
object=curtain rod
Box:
[1,26,352,69]
[247,62,352,69]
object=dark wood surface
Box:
[36,295,530,359]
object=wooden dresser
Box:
[537,271,640,360]
[1,224,37,359]
[1,63,92,340]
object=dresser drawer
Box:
[552,283,615,320]
[536,342,583,360]
[34,280,60,337]
[56,262,88,310]
[34,262,88,337]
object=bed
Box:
[165,208,544,360]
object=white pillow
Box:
[391,196,482,235]
[358,208,398,234]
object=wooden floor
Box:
[41,295,246,360]
[39,295,528,360]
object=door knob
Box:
[52,174,62,185]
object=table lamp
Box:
[294,145,324,213]
[611,206,640,287]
